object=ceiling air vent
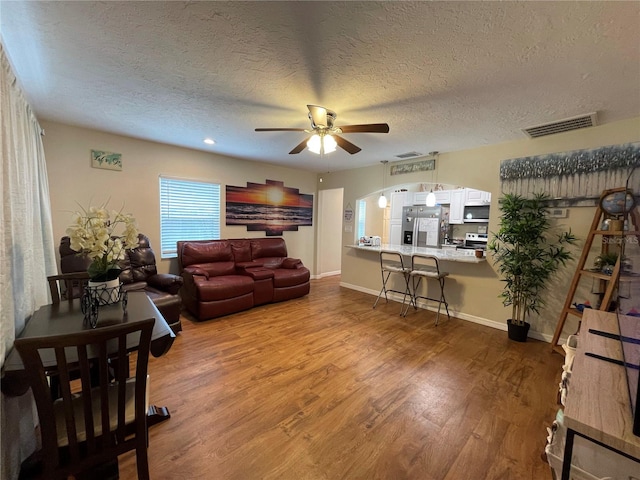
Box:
[395,151,422,159]
[522,112,597,138]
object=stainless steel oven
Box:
[457,233,488,250]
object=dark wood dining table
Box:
[1,291,176,423]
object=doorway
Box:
[317,188,343,278]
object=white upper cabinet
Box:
[464,188,491,205]
[413,192,427,206]
[390,191,409,221]
[449,189,466,224]
[434,190,451,205]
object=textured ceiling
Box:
[1,1,639,172]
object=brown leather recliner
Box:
[59,235,184,333]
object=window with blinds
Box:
[159,176,221,258]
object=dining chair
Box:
[14,318,155,480]
[47,271,91,303]
[372,251,413,314]
[403,254,451,325]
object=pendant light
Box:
[425,151,438,207]
[378,160,389,208]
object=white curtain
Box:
[1,41,57,479]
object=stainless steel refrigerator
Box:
[402,205,445,248]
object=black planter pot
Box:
[507,319,530,342]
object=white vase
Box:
[87,278,121,305]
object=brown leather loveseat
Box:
[177,238,310,321]
[59,234,184,333]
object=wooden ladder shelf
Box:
[550,187,640,354]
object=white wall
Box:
[41,121,318,275]
[317,117,640,339]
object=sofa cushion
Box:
[230,240,252,263]
[195,275,254,302]
[250,238,287,260]
[123,235,158,283]
[181,241,233,267]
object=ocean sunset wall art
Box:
[226,180,313,235]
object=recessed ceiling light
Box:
[203,138,215,145]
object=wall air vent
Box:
[395,151,422,159]
[522,112,597,138]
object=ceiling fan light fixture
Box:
[323,134,337,153]
[307,133,337,154]
[307,134,322,154]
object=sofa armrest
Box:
[236,261,264,271]
[121,281,148,292]
[282,257,303,269]
[183,266,209,280]
[148,273,184,295]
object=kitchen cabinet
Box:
[434,190,451,205]
[413,192,427,206]
[389,222,403,245]
[390,191,409,222]
[465,188,491,205]
[403,191,449,206]
[389,191,410,244]
[449,189,465,224]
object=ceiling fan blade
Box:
[307,105,328,128]
[289,137,311,154]
[339,123,390,134]
[334,135,361,154]
[255,128,306,132]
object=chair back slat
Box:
[77,345,97,454]
[47,272,91,304]
[14,318,155,479]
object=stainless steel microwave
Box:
[463,205,490,222]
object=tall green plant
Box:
[488,193,577,326]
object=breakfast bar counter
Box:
[346,243,486,263]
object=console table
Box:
[561,309,640,479]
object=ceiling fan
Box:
[255,105,390,155]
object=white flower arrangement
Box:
[66,203,139,281]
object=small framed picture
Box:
[91,150,122,171]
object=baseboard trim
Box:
[317,270,341,279]
[339,281,553,344]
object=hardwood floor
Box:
[119,276,561,479]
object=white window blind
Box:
[159,176,221,258]
[357,199,366,239]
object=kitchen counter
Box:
[347,243,486,263]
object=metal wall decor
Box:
[500,142,640,206]
[226,179,313,236]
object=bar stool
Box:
[373,251,413,314]
[403,254,450,325]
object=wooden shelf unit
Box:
[551,187,640,353]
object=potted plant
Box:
[593,252,620,275]
[66,202,139,304]
[488,193,577,342]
